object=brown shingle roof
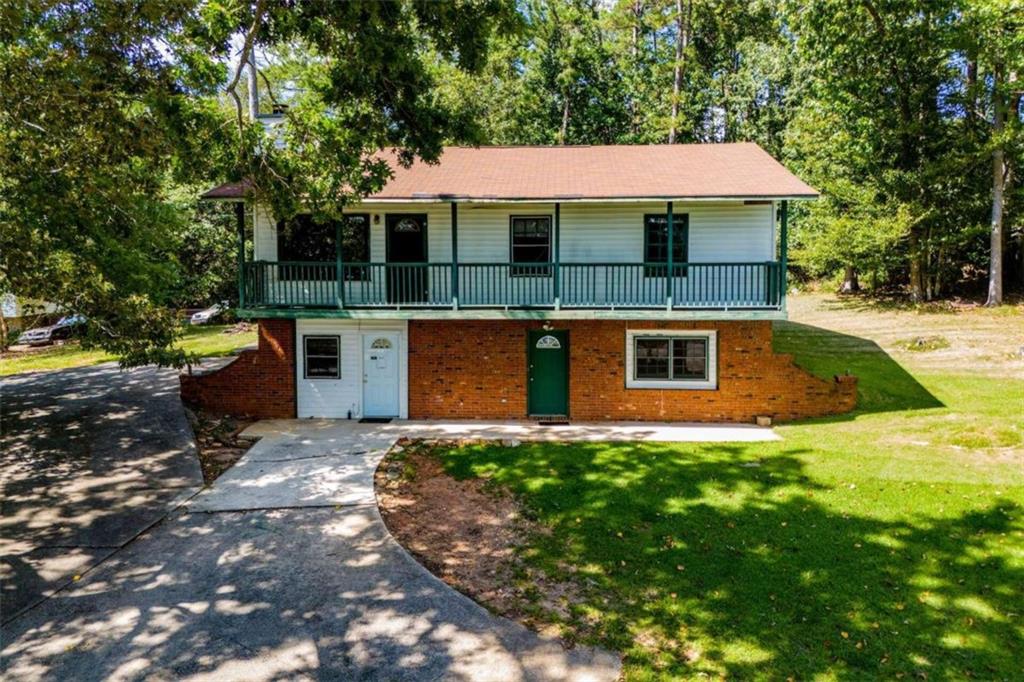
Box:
[203,143,817,201]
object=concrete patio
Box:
[243,417,780,443]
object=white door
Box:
[362,333,400,417]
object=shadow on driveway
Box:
[1,364,203,621]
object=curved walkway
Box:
[3,421,620,681]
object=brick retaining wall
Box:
[179,319,296,418]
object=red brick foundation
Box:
[179,319,296,418]
[408,319,856,423]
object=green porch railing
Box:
[243,260,783,310]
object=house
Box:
[183,143,856,422]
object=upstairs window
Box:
[644,214,689,277]
[510,216,552,277]
[276,214,370,281]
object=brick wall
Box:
[179,319,296,418]
[408,319,856,423]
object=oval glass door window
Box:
[535,334,561,349]
[370,338,393,349]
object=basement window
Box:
[625,330,717,390]
[304,335,340,379]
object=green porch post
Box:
[451,202,459,309]
[666,201,674,310]
[336,220,345,309]
[554,202,560,309]
[779,200,788,310]
[235,202,245,309]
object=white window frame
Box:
[625,329,717,390]
[303,335,341,380]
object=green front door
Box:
[528,330,569,417]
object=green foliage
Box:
[244,1,520,221]
[165,185,238,308]
[0,1,516,366]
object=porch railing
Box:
[243,261,783,310]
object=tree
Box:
[783,0,969,300]
[959,1,1024,306]
[0,0,515,366]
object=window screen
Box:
[510,216,551,277]
[304,336,340,379]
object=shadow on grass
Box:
[441,441,1024,679]
[773,321,944,415]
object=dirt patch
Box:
[185,408,258,484]
[376,439,587,638]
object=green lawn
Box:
[0,324,257,376]
[434,298,1024,680]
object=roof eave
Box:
[363,194,819,203]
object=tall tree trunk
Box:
[839,266,860,294]
[987,62,1006,306]
[559,95,570,145]
[668,0,689,143]
[631,0,641,58]
[908,228,924,302]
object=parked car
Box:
[19,314,87,346]
[189,301,230,325]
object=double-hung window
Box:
[304,335,340,379]
[510,216,552,277]
[625,330,716,389]
[643,213,689,277]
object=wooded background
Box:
[2,0,1020,363]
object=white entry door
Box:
[362,332,400,417]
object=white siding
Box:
[295,319,408,419]
[252,200,775,308]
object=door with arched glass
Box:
[362,333,400,417]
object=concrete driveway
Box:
[1,364,204,622]
[3,421,620,681]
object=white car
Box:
[189,301,230,325]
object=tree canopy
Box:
[0,0,517,363]
[1,0,1021,364]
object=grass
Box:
[0,324,257,376]
[432,294,1024,680]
